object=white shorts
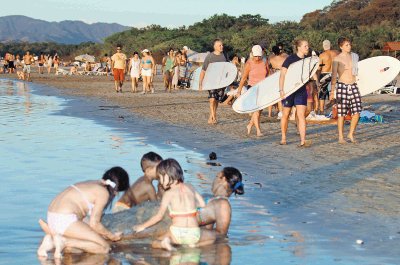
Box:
[23,65,31,73]
[130,70,140,78]
[141,68,152,77]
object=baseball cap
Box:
[142,49,149,53]
[183,46,189,51]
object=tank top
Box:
[165,57,174,72]
[248,59,267,86]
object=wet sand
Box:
[6,69,400,263]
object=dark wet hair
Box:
[338,37,351,47]
[133,51,139,56]
[141,152,163,172]
[222,167,244,195]
[102,166,129,207]
[272,46,281,55]
[104,53,108,56]
[156,158,184,189]
[116,44,122,49]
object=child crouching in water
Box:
[133,158,216,250]
[113,152,163,213]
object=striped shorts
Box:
[336,82,362,117]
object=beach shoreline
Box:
[3,71,400,263]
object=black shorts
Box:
[208,88,225,102]
[8,61,15,69]
[336,82,362,116]
[319,73,331,100]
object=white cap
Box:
[183,46,189,51]
[322,40,331,50]
[142,49,149,53]
[252,45,263,57]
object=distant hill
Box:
[0,15,130,44]
[300,0,400,30]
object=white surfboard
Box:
[190,62,237,91]
[189,67,202,90]
[233,56,320,114]
[357,56,400,96]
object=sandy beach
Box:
[4,68,400,263]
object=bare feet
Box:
[347,134,357,143]
[53,235,66,259]
[298,140,312,148]
[246,124,252,135]
[256,132,264,137]
[338,138,347,144]
[37,234,54,258]
[160,237,176,251]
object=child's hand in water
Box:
[133,225,145,233]
[110,232,122,241]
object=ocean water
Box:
[0,79,373,265]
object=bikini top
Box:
[71,185,94,216]
[142,59,152,64]
[168,184,197,218]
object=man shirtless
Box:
[111,45,127,93]
[330,37,361,144]
[317,40,339,113]
[23,51,33,81]
[269,45,288,118]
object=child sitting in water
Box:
[133,158,216,251]
[112,152,163,213]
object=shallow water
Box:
[0,79,385,265]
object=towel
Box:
[351,52,359,76]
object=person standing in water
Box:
[317,40,339,114]
[23,51,33,81]
[237,45,270,137]
[199,39,228,124]
[279,39,311,147]
[330,37,362,144]
[111,45,127,93]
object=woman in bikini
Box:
[37,167,130,259]
[133,159,216,251]
[197,167,244,237]
[140,49,155,94]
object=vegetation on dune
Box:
[1,0,399,61]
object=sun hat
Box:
[142,49,149,53]
[252,45,263,57]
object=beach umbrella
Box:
[74,54,95,63]
[188,52,209,63]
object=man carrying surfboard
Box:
[199,39,228,125]
[330,37,362,144]
[279,39,311,147]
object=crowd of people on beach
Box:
[37,152,244,259]
[3,35,364,146]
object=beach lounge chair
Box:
[55,68,71,76]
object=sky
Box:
[1,0,333,27]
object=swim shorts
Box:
[282,86,307,108]
[23,65,31,73]
[208,88,225,102]
[336,82,362,117]
[113,68,125,81]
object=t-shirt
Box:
[282,54,306,91]
[111,53,127,69]
[202,52,227,71]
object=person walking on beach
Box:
[330,37,361,144]
[38,53,45,74]
[317,40,339,114]
[237,45,270,137]
[53,55,60,74]
[279,39,310,147]
[140,49,155,94]
[163,48,176,92]
[23,51,33,81]
[269,45,289,118]
[199,39,228,124]
[111,45,127,93]
[128,51,141,93]
[47,55,53,75]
